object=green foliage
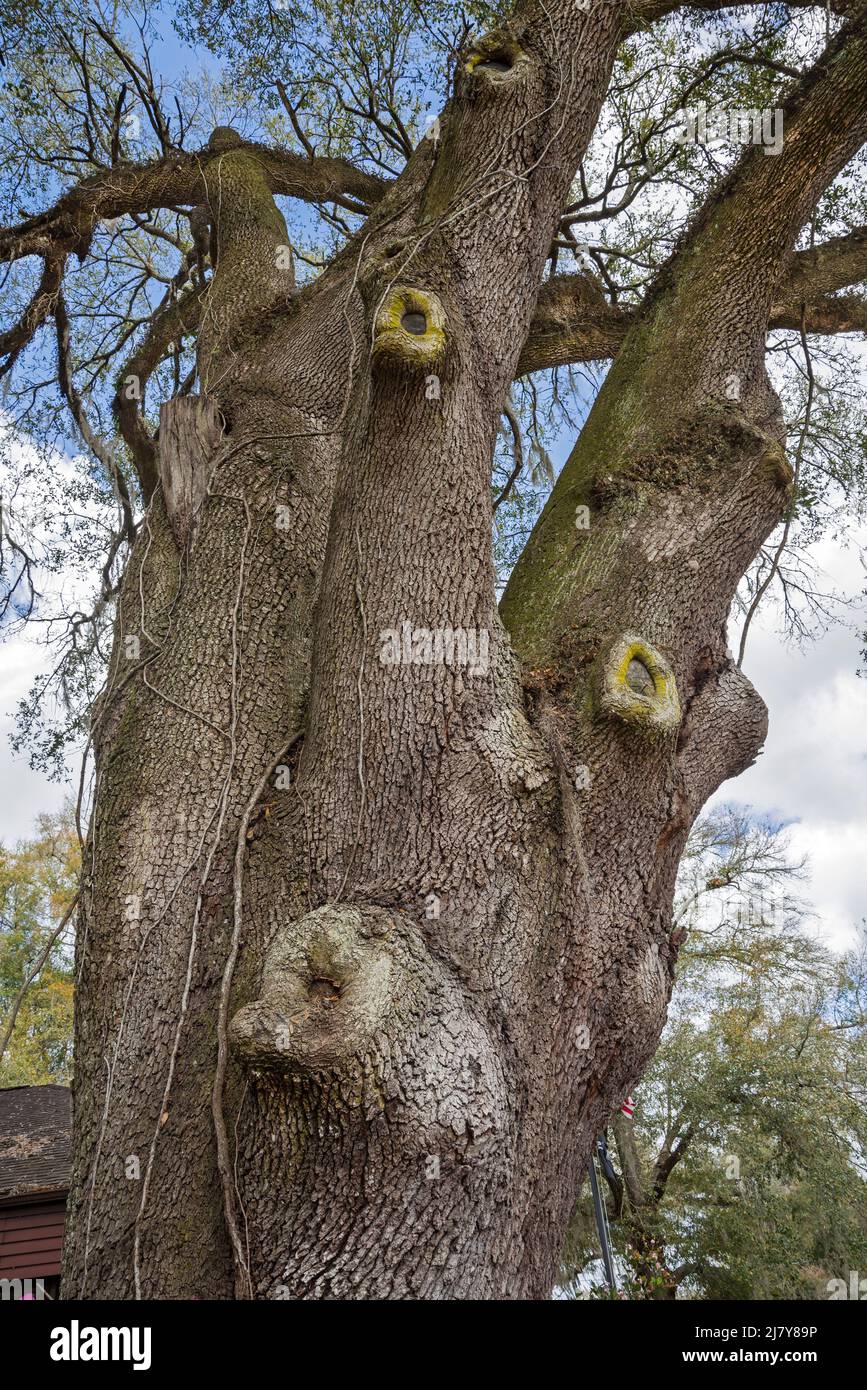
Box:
[177,0,502,164]
[562,807,867,1300]
[0,805,79,1085]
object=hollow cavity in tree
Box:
[625,657,655,698]
[465,33,527,83]
[595,632,682,736]
[372,286,446,369]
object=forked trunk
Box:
[57,5,867,1301]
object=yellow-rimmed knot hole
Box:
[597,632,681,736]
[373,286,446,370]
[465,35,527,82]
[625,657,655,698]
[615,641,669,700]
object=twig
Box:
[493,397,524,512]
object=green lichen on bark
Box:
[593,631,681,737]
[591,408,778,505]
[500,327,788,670]
[463,29,530,84]
[372,285,446,371]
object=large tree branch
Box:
[769,289,867,333]
[518,273,631,372]
[772,223,867,304]
[624,0,852,33]
[298,0,631,896]
[0,140,387,265]
[519,226,867,373]
[3,131,385,499]
[504,9,867,671]
[0,251,66,375]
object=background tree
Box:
[0,805,79,1085]
[561,809,867,1300]
[1,0,866,1299]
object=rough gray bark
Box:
[29,0,867,1299]
[157,397,223,549]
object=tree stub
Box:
[157,395,223,549]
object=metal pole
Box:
[588,1142,617,1292]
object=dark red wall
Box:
[0,1194,67,1278]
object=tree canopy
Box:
[0,805,78,1085]
[562,808,867,1299]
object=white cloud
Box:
[0,633,69,842]
[716,528,867,951]
[0,430,93,843]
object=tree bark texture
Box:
[53,2,867,1299]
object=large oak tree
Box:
[2,0,867,1298]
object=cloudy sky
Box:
[1,508,864,950]
[720,529,867,950]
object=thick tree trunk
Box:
[59,6,867,1301]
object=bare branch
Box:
[493,397,525,512]
[55,288,136,554]
[737,309,816,666]
[0,891,79,1067]
[0,251,67,376]
[0,141,387,266]
[113,280,207,499]
[275,79,317,160]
